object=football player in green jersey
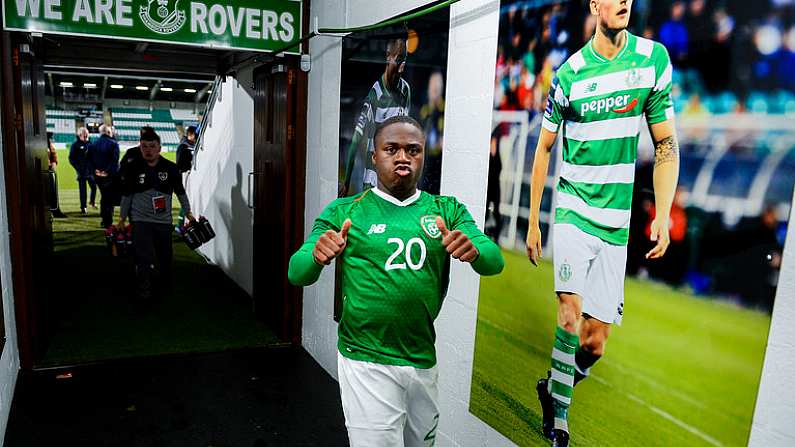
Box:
[289,116,503,446]
[341,38,412,197]
[525,1,680,446]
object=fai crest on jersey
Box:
[558,263,572,282]
[158,172,168,181]
[140,0,186,35]
[421,215,442,239]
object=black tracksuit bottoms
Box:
[133,222,173,300]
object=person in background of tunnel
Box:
[176,125,197,174]
[69,127,97,214]
[118,128,195,306]
[89,124,120,228]
[46,131,66,218]
[47,131,58,170]
[486,127,503,242]
[418,71,445,195]
[175,126,197,233]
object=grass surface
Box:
[42,151,278,366]
[470,249,771,447]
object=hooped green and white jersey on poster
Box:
[350,76,411,187]
[543,32,674,245]
[288,188,503,369]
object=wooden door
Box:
[252,63,306,344]
[1,32,53,368]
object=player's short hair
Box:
[77,127,89,137]
[374,115,425,145]
[186,125,197,135]
[139,125,155,137]
[140,127,161,144]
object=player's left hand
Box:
[645,218,670,259]
[436,217,479,263]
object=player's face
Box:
[140,139,161,162]
[373,123,425,195]
[591,0,632,32]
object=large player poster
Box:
[471,1,795,445]
[334,6,450,319]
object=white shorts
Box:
[337,352,439,447]
[552,223,627,325]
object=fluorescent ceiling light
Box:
[184,88,197,93]
[136,86,149,91]
[83,83,97,88]
[160,87,173,92]
[59,82,73,87]
[110,84,124,89]
[208,89,213,93]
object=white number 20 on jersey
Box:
[385,237,427,271]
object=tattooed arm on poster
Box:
[645,120,680,260]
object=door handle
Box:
[248,161,273,210]
[248,172,255,209]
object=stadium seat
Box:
[714,92,738,114]
[747,92,769,114]
[769,91,795,115]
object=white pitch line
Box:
[626,393,724,447]
[478,317,723,445]
[601,359,707,410]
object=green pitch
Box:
[470,249,771,447]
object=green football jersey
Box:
[289,188,503,368]
[543,32,674,245]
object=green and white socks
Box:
[549,326,578,432]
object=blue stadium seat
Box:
[713,92,738,114]
[747,91,769,114]
[769,90,795,115]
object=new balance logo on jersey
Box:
[584,82,598,93]
[580,94,637,115]
[367,224,387,234]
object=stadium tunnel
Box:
[0,20,308,369]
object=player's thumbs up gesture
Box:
[313,219,352,265]
[436,216,480,263]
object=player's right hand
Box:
[526,224,542,266]
[312,219,351,265]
